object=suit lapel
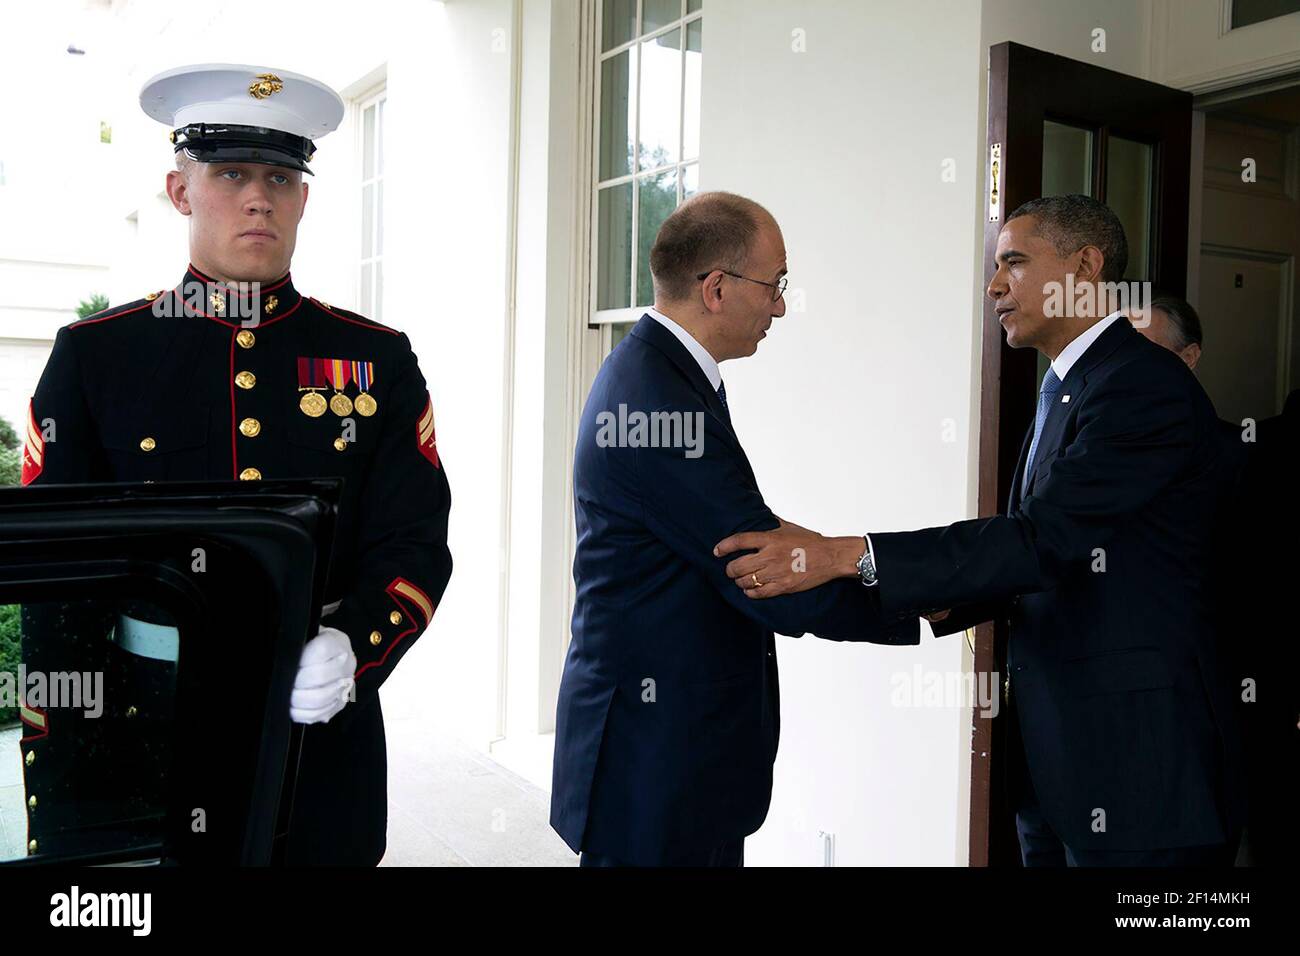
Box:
[630,314,732,428]
[629,314,756,482]
[1020,318,1137,500]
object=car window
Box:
[1,598,178,862]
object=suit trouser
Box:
[1012,724,1235,867]
[580,839,744,867]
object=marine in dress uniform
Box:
[18,65,452,865]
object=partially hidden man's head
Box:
[1128,294,1203,370]
[649,191,787,361]
[989,194,1128,356]
[142,64,344,285]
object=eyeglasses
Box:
[696,269,788,302]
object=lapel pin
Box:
[1061,395,1071,403]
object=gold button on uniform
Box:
[333,437,347,451]
[27,795,36,810]
[27,840,37,855]
[139,436,156,452]
[369,630,382,646]
[235,370,256,389]
[240,417,262,437]
[126,705,138,718]
[25,750,34,766]
[239,467,262,481]
[389,611,402,625]
[236,330,256,348]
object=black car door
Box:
[0,479,339,866]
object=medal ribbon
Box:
[325,358,352,391]
[297,357,328,390]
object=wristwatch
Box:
[856,535,878,587]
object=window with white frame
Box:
[358,90,386,321]
[591,0,703,350]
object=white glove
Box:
[290,626,357,724]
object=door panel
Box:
[1197,249,1292,424]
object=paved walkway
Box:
[0,720,576,866]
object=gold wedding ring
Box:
[751,573,761,588]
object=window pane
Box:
[1106,136,1152,280]
[602,0,636,51]
[637,168,678,307]
[688,0,703,12]
[683,19,702,161]
[638,28,682,171]
[597,183,633,309]
[1041,120,1092,197]
[363,104,376,181]
[611,322,636,350]
[644,0,681,34]
[599,47,637,181]
[361,183,374,258]
[361,261,373,313]
[377,99,385,176]
[682,162,699,198]
[375,260,384,322]
[377,180,384,257]
[1231,0,1300,29]
[7,599,178,861]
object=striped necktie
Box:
[1022,367,1062,497]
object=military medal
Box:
[352,360,377,416]
[326,358,353,416]
[301,392,328,417]
[297,357,328,417]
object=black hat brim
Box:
[174,123,316,175]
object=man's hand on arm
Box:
[713,519,863,598]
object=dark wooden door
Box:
[972,41,1193,866]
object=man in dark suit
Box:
[716,195,1244,866]
[1223,388,1299,864]
[1129,293,1300,865]
[550,192,918,867]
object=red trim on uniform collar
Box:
[186,263,292,297]
[177,265,301,327]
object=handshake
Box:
[711,518,949,622]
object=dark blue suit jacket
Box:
[550,315,919,863]
[873,319,1245,852]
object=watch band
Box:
[856,534,878,587]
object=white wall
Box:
[983,0,1152,76]
[1152,0,1300,93]
[698,0,986,866]
[502,0,586,755]
[377,0,516,747]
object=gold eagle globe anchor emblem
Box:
[248,73,284,100]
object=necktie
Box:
[716,381,729,412]
[1022,367,1062,497]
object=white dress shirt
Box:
[1051,310,1124,382]
[645,306,723,392]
